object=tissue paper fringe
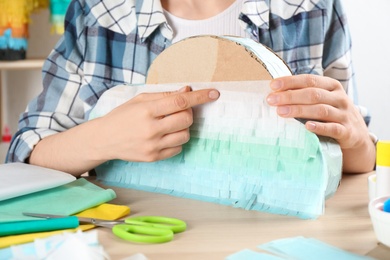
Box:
[93,84,342,219]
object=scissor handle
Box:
[124,216,187,233]
[112,224,174,243]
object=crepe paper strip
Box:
[0,178,116,223]
[90,81,342,219]
[258,237,373,260]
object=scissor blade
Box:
[23,212,125,228]
[77,217,126,228]
[23,212,68,219]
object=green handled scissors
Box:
[23,213,186,244]
[112,216,186,243]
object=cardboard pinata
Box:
[89,35,342,219]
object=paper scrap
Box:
[0,230,108,260]
[258,237,374,260]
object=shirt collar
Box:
[240,0,270,30]
[137,0,270,42]
[137,0,173,42]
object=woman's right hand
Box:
[94,86,220,162]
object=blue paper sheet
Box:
[258,237,374,260]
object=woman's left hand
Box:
[266,74,375,173]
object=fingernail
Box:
[270,80,283,90]
[277,106,290,115]
[209,90,220,99]
[266,94,279,105]
[306,122,316,130]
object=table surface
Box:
[92,172,381,260]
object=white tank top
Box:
[163,0,247,43]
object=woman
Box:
[7,0,375,175]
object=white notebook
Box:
[0,163,76,201]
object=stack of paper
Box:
[0,163,116,222]
[0,163,76,202]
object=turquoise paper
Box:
[0,217,79,236]
[89,81,342,219]
[0,178,116,223]
[225,237,373,260]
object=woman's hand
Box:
[266,74,375,173]
[95,86,220,162]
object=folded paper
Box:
[0,178,116,223]
[0,162,76,202]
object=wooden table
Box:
[92,172,384,259]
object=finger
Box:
[267,87,342,107]
[156,146,183,161]
[276,104,345,123]
[305,121,345,142]
[270,74,342,92]
[152,88,220,117]
[132,86,192,103]
[157,108,194,134]
[159,128,191,150]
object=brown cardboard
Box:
[146,35,285,84]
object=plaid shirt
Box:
[8,0,367,162]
